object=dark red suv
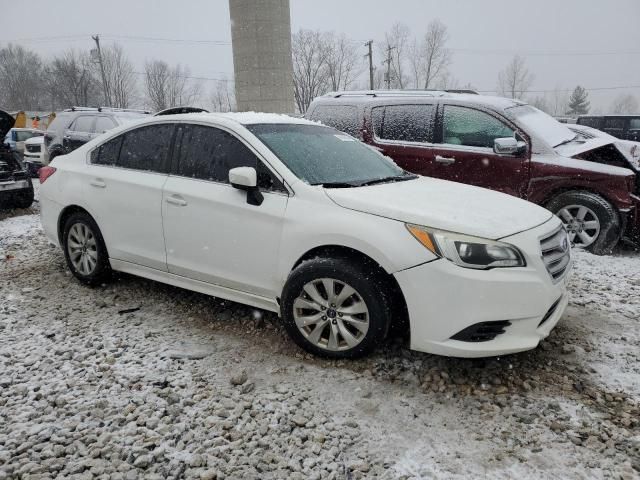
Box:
[307,91,639,254]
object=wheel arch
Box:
[539,185,621,216]
[288,244,410,338]
[57,205,104,248]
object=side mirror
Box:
[229,166,263,206]
[494,137,527,156]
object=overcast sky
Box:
[3,0,639,111]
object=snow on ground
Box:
[0,209,639,479]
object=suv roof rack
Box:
[67,106,151,114]
[325,89,479,98]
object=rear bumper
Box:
[40,195,64,247]
[394,218,570,358]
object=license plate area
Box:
[0,180,28,191]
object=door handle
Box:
[435,155,456,165]
[166,195,187,207]
[90,179,106,188]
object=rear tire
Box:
[281,256,392,359]
[546,191,620,255]
[62,212,112,285]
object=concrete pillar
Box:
[229,0,296,114]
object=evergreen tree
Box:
[567,86,590,115]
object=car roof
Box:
[314,90,527,111]
[148,111,320,127]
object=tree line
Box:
[1,26,639,116]
[0,43,235,113]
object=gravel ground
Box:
[1,190,639,479]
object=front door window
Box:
[443,105,514,148]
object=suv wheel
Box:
[546,191,621,255]
[62,212,111,285]
[281,257,391,359]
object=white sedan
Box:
[38,113,571,358]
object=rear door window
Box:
[308,105,360,138]
[442,105,514,148]
[372,104,435,143]
[91,136,123,166]
[118,124,174,173]
[95,116,116,134]
[70,116,95,133]
[175,124,285,192]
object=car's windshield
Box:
[507,104,576,148]
[16,131,42,142]
[246,123,410,186]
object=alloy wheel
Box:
[67,223,98,275]
[293,278,370,352]
[557,204,600,248]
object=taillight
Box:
[39,166,57,184]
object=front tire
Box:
[546,191,621,255]
[281,257,392,359]
[62,212,111,285]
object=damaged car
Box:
[0,110,34,209]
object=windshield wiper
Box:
[312,181,360,188]
[358,174,418,187]
[554,134,579,148]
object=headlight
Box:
[406,224,526,269]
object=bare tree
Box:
[381,23,410,88]
[144,60,170,111]
[435,71,459,90]
[210,77,236,112]
[292,29,331,113]
[97,44,137,108]
[530,95,551,114]
[0,44,44,110]
[45,49,100,108]
[550,86,569,116]
[325,33,361,91]
[610,93,639,114]
[421,20,451,89]
[497,54,534,99]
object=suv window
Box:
[175,124,285,192]
[118,124,173,172]
[629,118,640,130]
[70,116,95,133]
[91,136,123,166]
[95,116,116,134]
[604,118,626,130]
[578,117,603,129]
[308,105,360,138]
[373,105,434,143]
[443,105,514,148]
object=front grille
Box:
[451,320,511,342]
[540,227,571,282]
[26,144,40,153]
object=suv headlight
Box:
[406,224,526,269]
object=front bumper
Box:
[394,217,571,358]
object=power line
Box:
[450,48,640,57]
[476,85,640,94]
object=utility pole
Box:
[91,34,109,106]
[384,45,395,90]
[364,41,374,90]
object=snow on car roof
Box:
[162,111,319,126]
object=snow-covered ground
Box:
[0,201,639,479]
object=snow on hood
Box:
[554,137,613,158]
[324,177,553,240]
[24,135,44,145]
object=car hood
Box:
[24,136,44,145]
[324,177,553,240]
[555,137,614,158]
[0,110,15,138]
